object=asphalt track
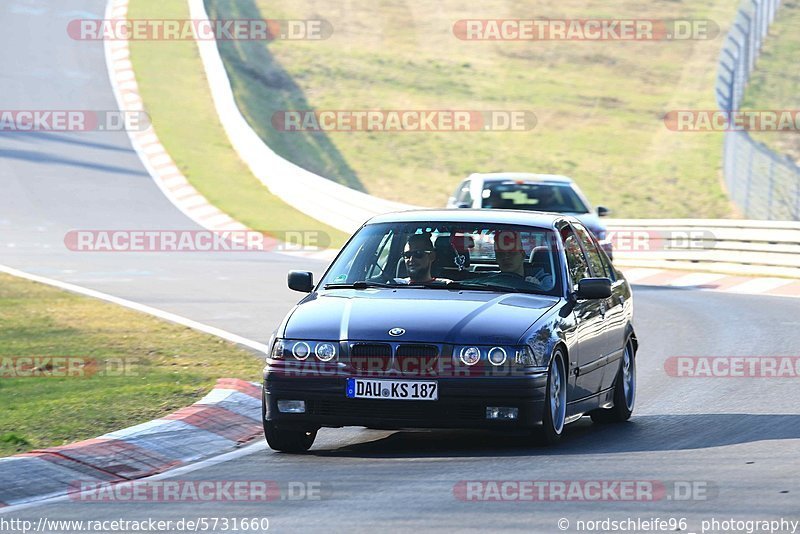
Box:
[1,1,798,533]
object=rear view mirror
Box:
[576,278,612,299]
[288,270,314,293]
[596,206,610,217]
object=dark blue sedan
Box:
[263,210,637,452]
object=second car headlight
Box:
[271,339,339,362]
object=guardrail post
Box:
[744,140,756,217]
[767,157,775,219]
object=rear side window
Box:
[573,224,613,279]
[455,180,472,206]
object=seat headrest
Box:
[529,246,551,265]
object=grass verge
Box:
[127,0,348,248]
[0,273,264,457]
[211,0,739,218]
[741,0,800,162]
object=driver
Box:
[396,234,451,284]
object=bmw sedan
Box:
[262,210,637,452]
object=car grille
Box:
[350,343,392,373]
[396,344,439,375]
[348,343,442,376]
[306,399,483,421]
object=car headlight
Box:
[292,341,311,360]
[315,342,337,362]
[459,346,481,366]
[487,347,507,366]
[455,345,522,367]
[270,339,339,362]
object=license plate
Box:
[346,378,438,401]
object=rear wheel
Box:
[537,349,567,445]
[590,337,636,423]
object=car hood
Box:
[283,289,559,344]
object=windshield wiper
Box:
[322,281,391,290]
[446,282,543,294]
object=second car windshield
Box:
[481,182,590,214]
[319,222,562,296]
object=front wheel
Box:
[263,420,317,453]
[537,349,567,445]
[591,337,636,423]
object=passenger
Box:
[486,230,551,287]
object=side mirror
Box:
[596,206,610,217]
[575,278,612,299]
[288,270,314,293]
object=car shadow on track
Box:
[310,413,800,458]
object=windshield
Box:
[319,222,562,296]
[481,182,590,214]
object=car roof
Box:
[366,209,575,227]
[469,172,575,184]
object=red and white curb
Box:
[622,268,800,298]
[0,379,263,507]
[103,0,335,262]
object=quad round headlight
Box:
[315,342,337,362]
[291,341,310,360]
[488,346,507,366]
[459,346,481,366]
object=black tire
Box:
[263,420,317,453]
[537,349,567,445]
[261,392,317,453]
[590,337,636,423]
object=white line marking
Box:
[667,272,727,287]
[724,277,794,295]
[0,264,269,354]
[619,268,665,283]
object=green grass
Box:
[127,0,348,247]
[0,274,264,457]
[208,0,741,218]
[741,0,800,162]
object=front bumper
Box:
[264,371,549,430]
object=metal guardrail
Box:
[715,0,800,220]
[607,219,800,277]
